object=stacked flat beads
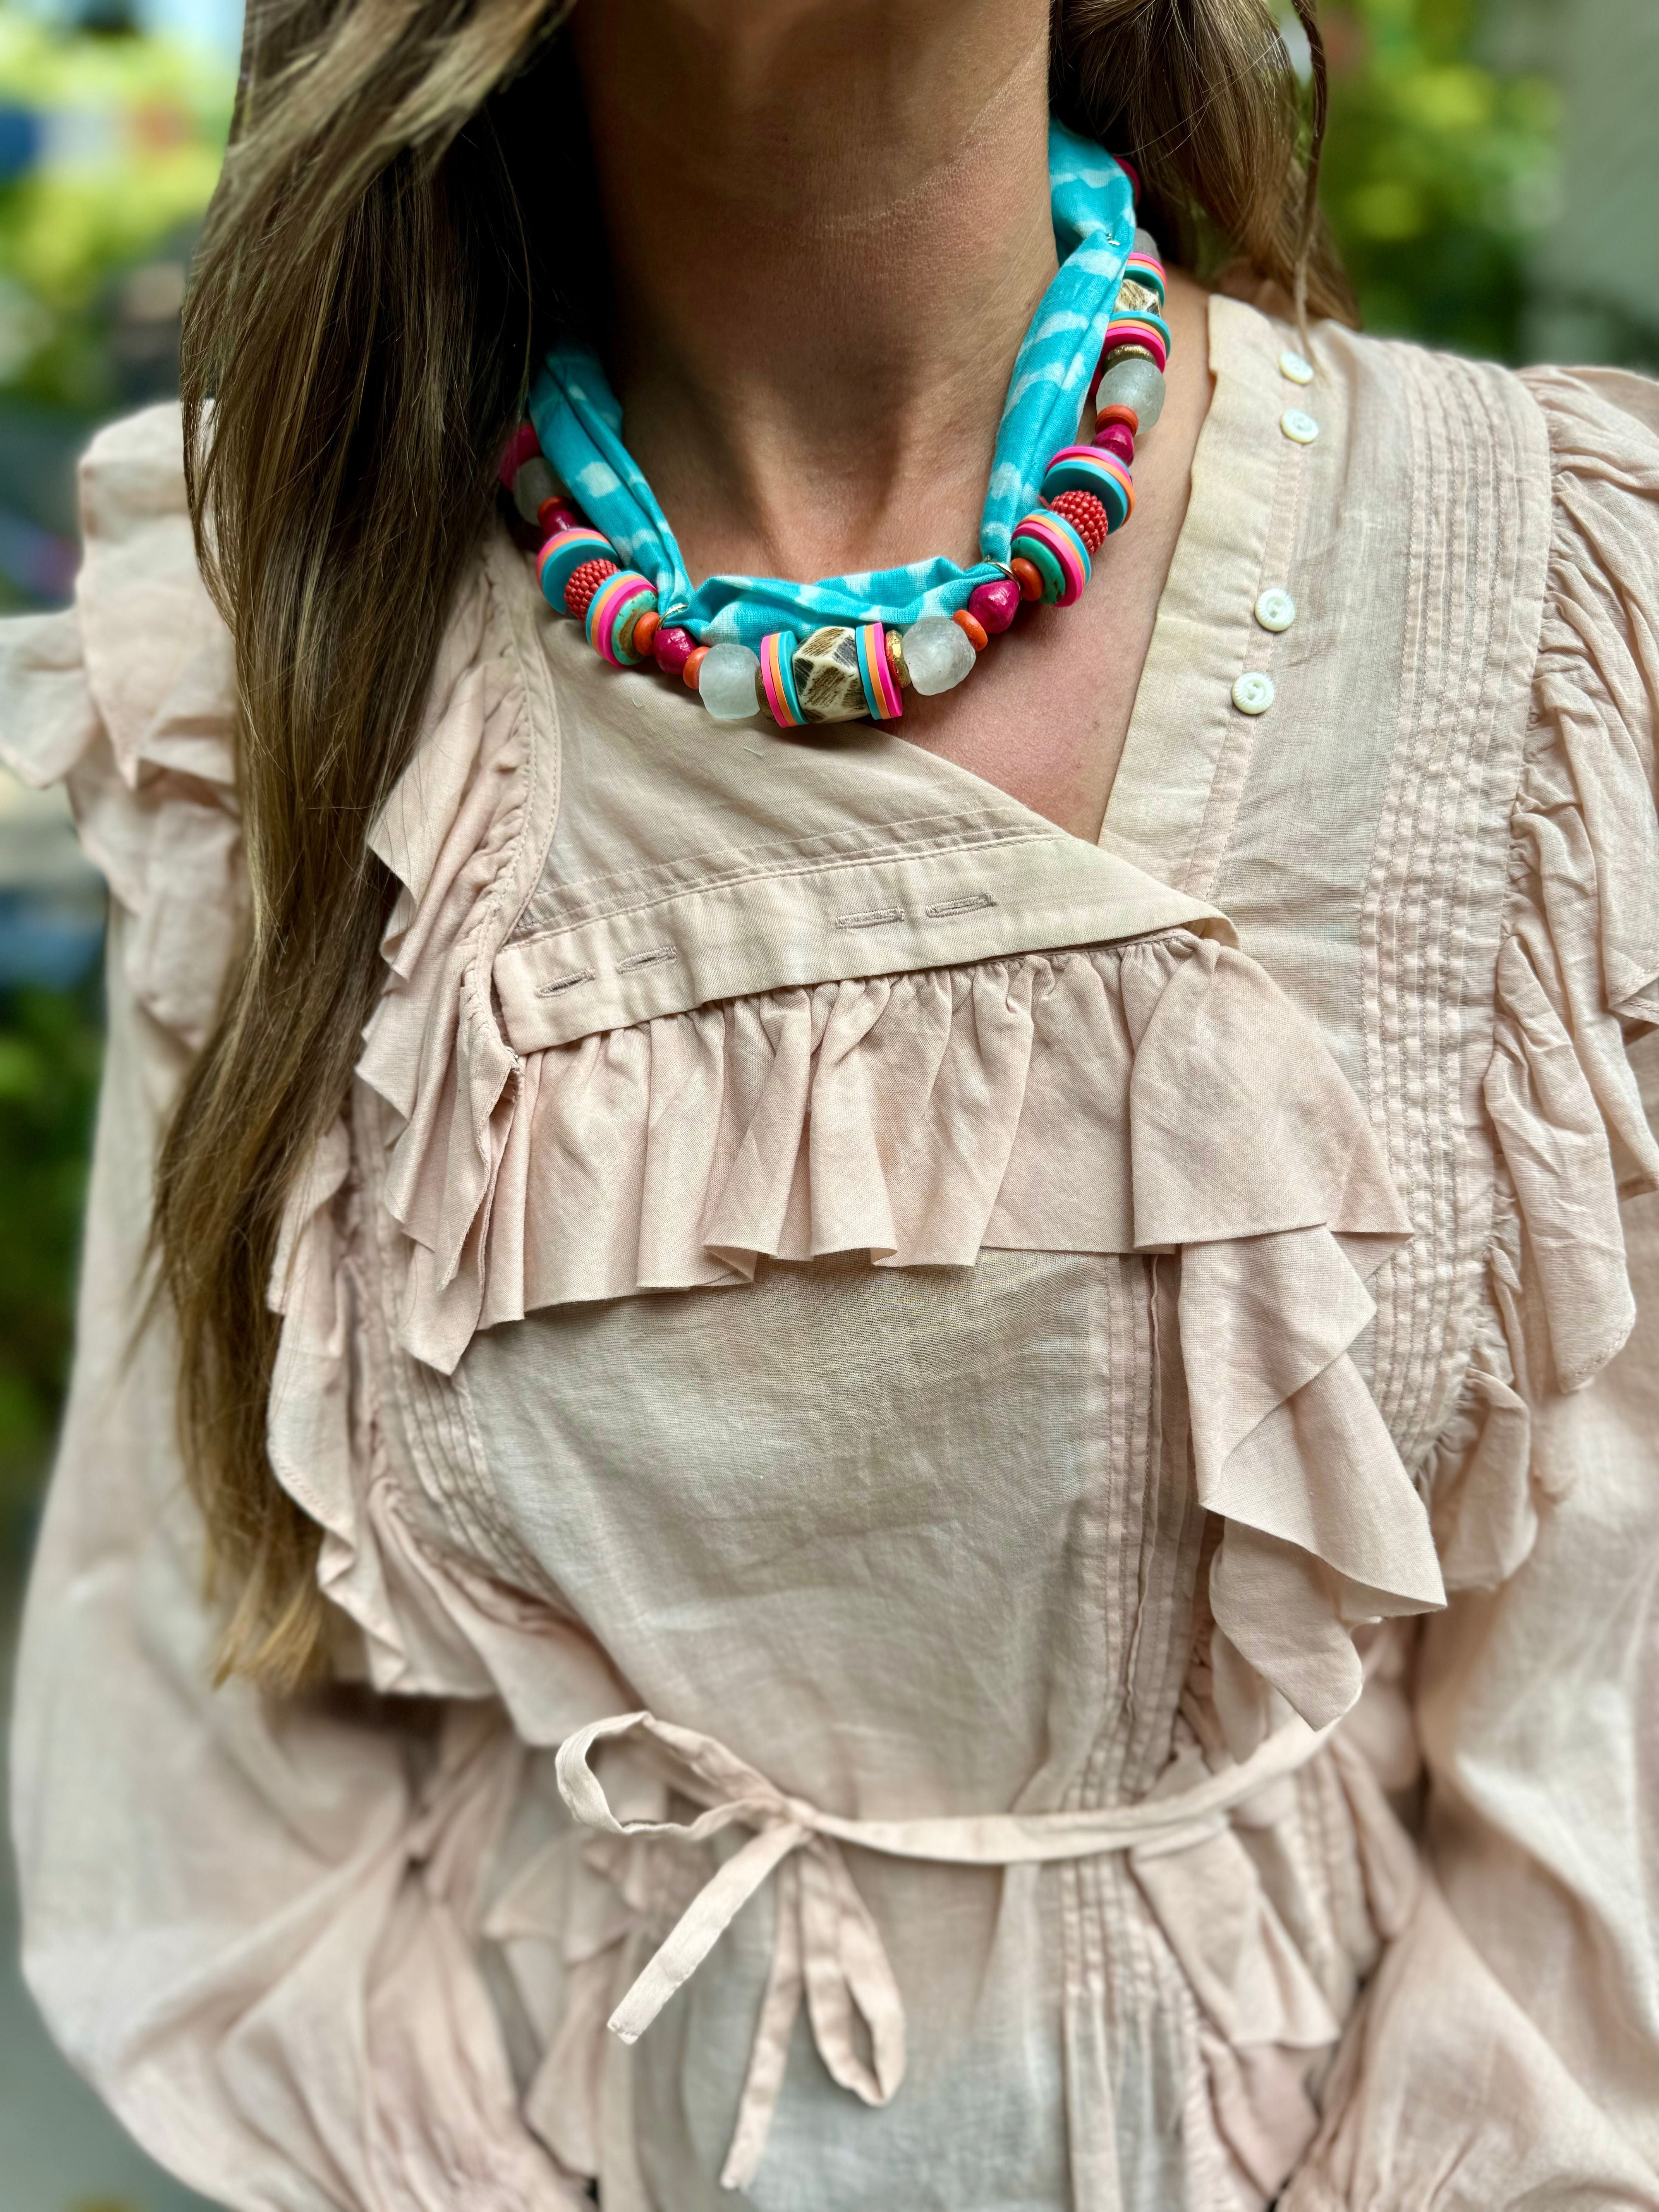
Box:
[1099,307,1169,375]
[854,622,904,720]
[539,526,618,610]
[1010,510,1091,606]
[1041,445,1134,534]
[586,570,657,665]
[1121,247,1165,304]
[759,630,805,727]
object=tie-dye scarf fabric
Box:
[527,121,1136,646]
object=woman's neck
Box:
[568,0,1057,584]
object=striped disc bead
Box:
[1040,445,1134,533]
[1101,310,1169,374]
[538,525,618,610]
[759,630,806,727]
[854,622,904,720]
[1010,510,1092,606]
[585,570,657,666]
[1122,249,1166,304]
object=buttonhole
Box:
[836,906,906,931]
[535,967,596,999]
[924,892,996,919]
[616,943,679,974]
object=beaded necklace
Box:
[501,124,1169,729]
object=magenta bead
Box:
[653,623,696,677]
[498,421,539,489]
[968,578,1021,636]
[1093,422,1136,465]
[541,503,581,538]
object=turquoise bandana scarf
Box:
[527,121,1137,646]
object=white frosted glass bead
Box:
[1096,353,1165,429]
[699,642,762,721]
[902,617,976,697]
[512,455,561,524]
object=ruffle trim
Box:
[307,594,1444,1738]
[0,403,242,1047]
[1433,368,1659,1589]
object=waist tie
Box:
[555,1707,1338,2193]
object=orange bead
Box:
[631,609,661,657]
[1010,556,1044,603]
[1097,402,1139,436]
[683,646,710,690]
[953,608,989,652]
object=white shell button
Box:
[1281,408,1321,444]
[1232,671,1276,715]
[1279,349,1315,385]
[1254,587,1297,633]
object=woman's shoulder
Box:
[0,401,246,1050]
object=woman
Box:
[5,0,1657,2203]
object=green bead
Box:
[1011,531,1066,605]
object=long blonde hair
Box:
[158,0,1353,1686]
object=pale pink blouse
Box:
[3,297,1657,2212]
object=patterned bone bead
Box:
[792,626,873,722]
[1115,278,1161,317]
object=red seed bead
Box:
[653,624,696,677]
[1010,556,1045,603]
[564,557,618,619]
[630,609,661,658]
[968,577,1021,634]
[1049,489,1109,555]
[538,499,580,537]
[1096,403,1140,436]
[682,646,710,691]
[953,608,989,652]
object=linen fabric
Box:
[529,120,1137,640]
[2,295,1657,2212]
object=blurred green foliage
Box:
[1319,0,1561,358]
[0,974,100,1540]
[0,12,230,412]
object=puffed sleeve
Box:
[1284,369,1659,2206]
[2,407,585,2210]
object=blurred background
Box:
[0,0,1654,2205]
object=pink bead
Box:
[1093,422,1135,465]
[538,501,580,538]
[968,577,1021,635]
[498,421,539,488]
[653,624,696,677]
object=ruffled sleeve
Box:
[0,402,243,1047]
[5,409,588,2210]
[1287,367,1659,2211]
[1430,366,1659,1592]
